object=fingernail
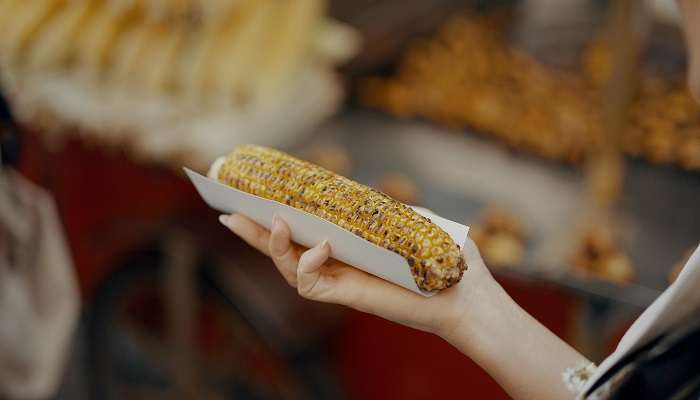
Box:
[272,213,280,227]
[307,240,329,260]
[218,214,229,226]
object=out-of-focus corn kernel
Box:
[376,173,419,205]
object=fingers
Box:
[220,213,441,332]
[295,242,432,329]
[269,215,300,286]
[219,214,271,256]
[297,240,331,298]
[309,262,435,332]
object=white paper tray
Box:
[185,168,469,296]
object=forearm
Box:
[441,277,589,400]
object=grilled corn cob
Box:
[214,145,466,291]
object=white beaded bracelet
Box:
[562,360,597,395]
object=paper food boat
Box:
[185,167,469,296]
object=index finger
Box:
[220,214,271,256]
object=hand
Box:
[220,213,589,400]
[219,213,498,338]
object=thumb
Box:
[296,240,331,298]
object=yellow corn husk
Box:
[217,144,466,291]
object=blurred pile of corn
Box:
[0,0,359,168]
[360,13,700,171]
[0,0,356,101]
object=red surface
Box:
[607,318,637,355]
[19,132,204,298]
[331,278,576,399]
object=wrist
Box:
[435,265,505,346]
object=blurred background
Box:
[0,0,699,399]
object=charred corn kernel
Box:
[216,144,465,291]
